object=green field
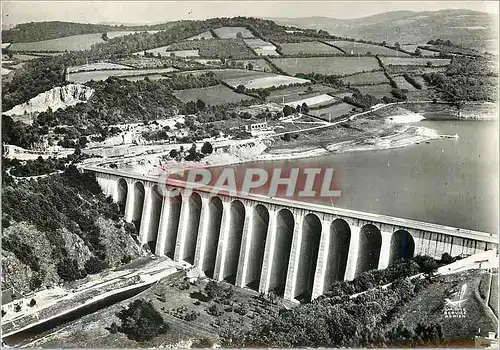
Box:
[268,84,342,104]
[356,83,394,98]
[310,102,355,119]
[271,56,380,76]
[393,76,417,91]
[340,71,388,86]
[279,41,343,55]
[9,31,141,52]
[235,58,275,72]
[213,26,254,39]
[166,39,255,59]
[186,30,214,40]
[381,57,451,66]
[244,39,279,56]
[67,67,178,83]
[173,84,253,105]
[401,44,441,56]
[327,41,409,56]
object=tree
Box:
[116,299,169,341]
[247,62,254,70]
[394,42,401,50]
[196,99,206,111]
[382,41,387,46]
[236,84,246,93]
[201,141,213,155]
[169,149,178,158]
[426,61,433,67]
[236,32,243,39]
[29,298,36,307]
[301,102,310,113]
[283,105,293,117]
[282,133,291,142]
[101,32,109,41]
[415,48,422,56]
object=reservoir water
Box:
[227,120,498,234]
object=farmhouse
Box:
[244,121,268,132]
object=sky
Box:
[2,1,498,26]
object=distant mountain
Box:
[268,9,498,52]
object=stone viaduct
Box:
[85,166,498,302]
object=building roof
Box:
[2,288,24,305]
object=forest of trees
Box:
[423,57,497,101]
[217,255,444,348]
[2,166,130,285]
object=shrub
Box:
[207,303,225,317]
[57,258,87,282]
[29,298,37,307]
[116,299,169,342]
[84,256,109,275]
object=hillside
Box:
[1,21,176,43]
[1,166,142,293]
[269,9,498,52]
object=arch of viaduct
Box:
[88,167,498,302]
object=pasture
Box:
[268,84,341,104]
[173,84,253,105]
[340,71,388,86]
[356,84,394,99]
[244,39,279,56]
[400,44,441,56]
[226,75,310,89]
[279,41,343,55]
[271,56,380,76]
[186,31,214,40]
[134,46,200,58]
[67,67,178,83]
[235,58,275,72]
[67,62,133,73]
[9,31,143,52]
[213,27,254,39]
[166,39,255,59]
[285,94,336,108]
[326,41,409,56]
[380,57,451,66]
[310,102,355,119]
[393,76,417,91]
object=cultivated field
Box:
[268,84,342,104]
[386,65,447,75]
[393,76,417,91]
[165,39,255,59]
[310,102,356,119]
[67,67,178,83]
[271,56,380,76]
[67,62,133,73]
[340,71,388,85]
[185,31,214,40]
[356,83,394,98]
[285,94,336,108]
[134,46,200,58]
[279,41,343,55]
[380,57,451,66]
[226,75,310,89]
[244,39,279,56]
[400,44,441,56]
[213,26,254,38]
[326,41,409,56]
[235,58,275,72]
[9,31,144,52]
[173,84,253,105]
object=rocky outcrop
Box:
[4,83,94,116]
